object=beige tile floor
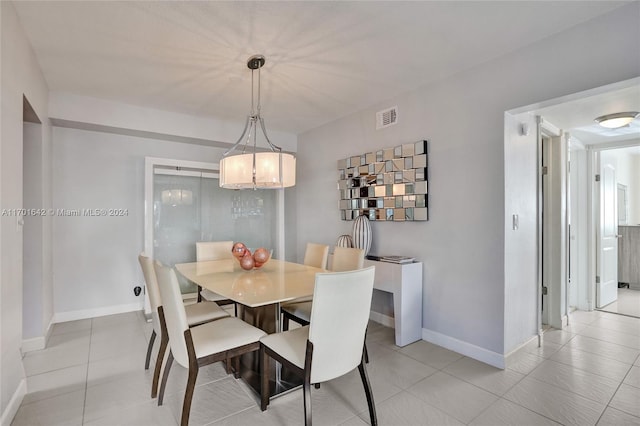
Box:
[598,288,640,318]
[12,309,640,426]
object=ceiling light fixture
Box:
[594,112,639,129]
[219,55,296,189]
[161,189,193,206]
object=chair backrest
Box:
[139,253,161,312]
[154,261,190,368]
[332,246,365,272]
[139,253,162,334]
[196,241,233,261]
[303,243,329,269]
[308,266,375,383]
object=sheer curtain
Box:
[153,171,277,294]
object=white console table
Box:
[364,259,423,347]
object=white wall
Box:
[23,122,48,343]
[22,121,54,349]
[49,92,298,153]
[1,1,51,421]
[504,112,537,353]
[47,89,301,320]
[51,127,233,319]
[48,86,300,321]
[605,143,640,225]
[297,3,640,363]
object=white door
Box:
[541,134,550,325]
[597,156,618,308]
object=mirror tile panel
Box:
[338,140,428,221]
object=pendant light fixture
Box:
[219,55,296,189]
[594,111,639,129]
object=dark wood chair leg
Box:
[145,330,156,370]
[234,303,238,317]
[358,359,377,426]
[303,376,312,426]
[151,332,169,398]
[282,315,290,332]
[197,285,203,303]
[260,344,270,411]
[158,350,173,406]
[303,340,314,426]
[364,342,370,364]
[181,363,199,426]
[225,357,232,374]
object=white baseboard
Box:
[53,302,143,323]
[422,328,505,369]
[369,311,395,328]
[21,318,54,353]
[21,336,45,353]
[504,334,538,359]
[1,379,26,426]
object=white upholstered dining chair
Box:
[260,266,377,426]
[154,262,266,426]
[278,243,329,313]
[302,242,329,270]
[195,241,237,313]
[138,254,230,398]
[281,246,364,330]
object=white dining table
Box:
[174,258,324,308]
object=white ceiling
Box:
[13,1,629,134]
[533,85,640,145]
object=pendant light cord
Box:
[222,55,284,157]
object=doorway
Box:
[504,77,640,346]
[594,144,640,318]
[539,120,569,331]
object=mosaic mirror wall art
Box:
[338,140,428,221]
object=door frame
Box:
[537,117,569,331]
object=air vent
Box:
[376,106,398,130]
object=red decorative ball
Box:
[240,252,255,270]
[232,242,247,259]
[253,248,270,264]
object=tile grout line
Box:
[201,405,255,426]
[594,361,636,424]
[548,347,636,383]
[468,394,561,426]
[557,321,640,422]
[401,380,476,425]
[564,335,640,364]
[495,331,592,425]
[502,374,585,425]
[577,327,640,351]
[81,318,94,425]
